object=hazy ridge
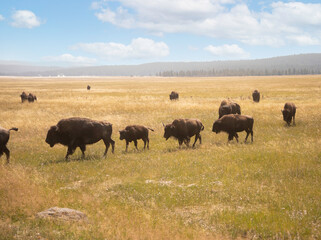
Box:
[1,53,320,76]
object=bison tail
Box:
[9,127,18,132]
[148,128,154,132]
[200,124,204,131]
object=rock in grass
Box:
[37,207,88,222]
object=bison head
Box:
[119,130,127,140]
[212,120,221,134]
[163,123,175,140]
[282,109,291,123]
[45,126,59,147]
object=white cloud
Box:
[72,38,169,60]
[205,44,250,59]
[93,1,321,47]
[0,14,4,21]
[11,10,42,28]
[43,54,97,65]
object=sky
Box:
[0,0,321,66]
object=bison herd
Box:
[0,89,297,163]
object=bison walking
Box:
[252,90,260,102]
[45,117,115,160]
[28,93,37,102]
[212,114,254,143]
[218,99,241,118]
[282,102,296,126]
[0,127,18,164]
[169,91,179,100]
[20,92,28,103]
[119,125,154,152]
[163,119,204,147]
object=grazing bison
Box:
[45,117,115,160]
[20,92,28,103]
[28,93,37,102]
[282,102,296,126]
[252,90,260,102]
[0,127,18,164]
[87,85,91,90]
[212,114,254,143]
[119,125,154,152]
[218,100,241,118]
[163,119,204,147]
[169,91,179,100]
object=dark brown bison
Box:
[169,91,179,100]
[87,85,91,90]
[163,119,204,147]
[119,125,154,152]
[0,127,18,164]
[252,90,260,102]
[282,102,296,126]
[218,100,241,118]
[28,93,37,102]
[45,117,115,160]
[20,92,28,103]
[212,114,254,143]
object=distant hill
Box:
[1,54,321,77]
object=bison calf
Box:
[212,114,254,143]
[163,119,204,147]
[282,102,296,126]
[45,117,115,160]
[0,127,18,164]
[28,93,37,102]
[119,125,154,152]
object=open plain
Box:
[0,75,320,239]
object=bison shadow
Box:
[41,154,103,165]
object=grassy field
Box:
[0,75,320,239]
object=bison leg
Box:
[147,138,150,150]
[65,146,76,160]
[103,138,115,156]
[244,131,250,143]
[251,130,253,142]
[3,146,10,164]
[178,139,183,147]
[234,133,239,143]
[192,134,200,147]
[292,114,296,126]
[125,140,129,152]
[143,139,147,150]
[79,145,86,159]
[134,140,138,150]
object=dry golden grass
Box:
[0,75,320,239]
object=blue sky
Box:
[0,0,321,66]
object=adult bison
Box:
[28,93,37,102]
[45,117,115,160]
[163,119,204,147]
[20,92,28,103]
[218,99,241,118]
[252,90,260,102]
[282,102,296,126]
[87,85,91,90]
[212,114,254,143]
[169,91,179,100]
[119,125,154,152]
[0,126,18,164]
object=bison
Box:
[218,99,241,118]
[119,125,154,152]
[252,90,260,102]
[163,119,204,147]
[20,92,28,103]
[282,102,296,126]
[0,127,18,164]
[28,93,37,102]
[212,114,254,143]
[45,117,115,160]
[169,91,179,100]
[87,85,91,90]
